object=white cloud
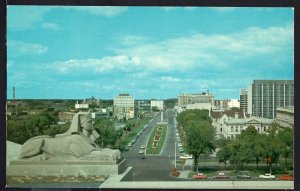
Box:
[63,6,128,17]
[8,6,51,30]
[116,24,293,71]
[42,22,60,30]
[48,55,141,73]
[8,40,48,55]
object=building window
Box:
[220,128,222,132]
[264,126,266,131]
[236,126,238,132]
[231,126,234,132]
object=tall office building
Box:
[240,89,248,113]
[113,93,135,120]
[247,80,294,119]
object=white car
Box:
[259,173,275,179]
[127,143,132,147]
[140,145,145,149]
[139,149,144,154]
[178,143,183,147]
[179,154,193,159]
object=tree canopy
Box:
[176,109,215,171]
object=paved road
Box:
[122,109,184,181]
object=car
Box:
[179,147,185,153]
[193,173,207,179]
[140,145,145,149]
[234,173,251,179]
[127,143,132,147]
[179,154,193,159]
[140,155,146,159]
[259,173,275,179]
[178,143,183,147]
[213,173,231,179]
[278,175,293,181]
[139,149,144,154]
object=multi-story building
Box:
[177,92,214,113]
[240,89,248,113]
[247,80,294,119]
[213,99,230,110]
[135,100,151,117]
[275,106,294,129]
[113,93,135,120]
[151,100,164,110]
[84,96,100,106]
[228,99,240,108]
[75,101,89,109]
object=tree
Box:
[216,139,231,169]
[277,128,293,170]
[94,119,120,148]
[185,121,215,171]
[176,109,215,171]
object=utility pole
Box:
[175,141,176,169]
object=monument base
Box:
[7,158,127,184]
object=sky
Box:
[7,6,294,100]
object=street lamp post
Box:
[175,141,176,170]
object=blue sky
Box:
[7,6,294,99]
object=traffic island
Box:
[146,124,167,154]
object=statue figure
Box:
[19,112,121,161]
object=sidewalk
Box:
[177,159,193,179]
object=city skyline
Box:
[7,7,294,99]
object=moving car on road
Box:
[234,173,251,179]
[193,173,207,179]
[259,173,275,179]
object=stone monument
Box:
[7,112,127,184]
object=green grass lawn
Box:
[146,124,167,154]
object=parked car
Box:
[140,145,145,149]
[234,173,251,179]
[179,154,193,159]
[259,173,275,179]
[193,173,207,179]
[278,175,293,181]
[178,143,183,147]
[179,147,185,153]
[213,173,231,179]
[139,149,144,154]
[127,142,132,147]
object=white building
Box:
[211,110,273,139]
[275,106,294,129]
[151,100,164,110]
[228,99,240,108]
[75,101,89,109]
[113,93,135,120]
[177,92,214,113]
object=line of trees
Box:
[216,123,293,173]
[7,112,68,144]
[176,109,215,171]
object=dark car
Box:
[234,174,251,179]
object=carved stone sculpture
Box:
[19,112,121,161]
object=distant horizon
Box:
[7,7,294,100]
